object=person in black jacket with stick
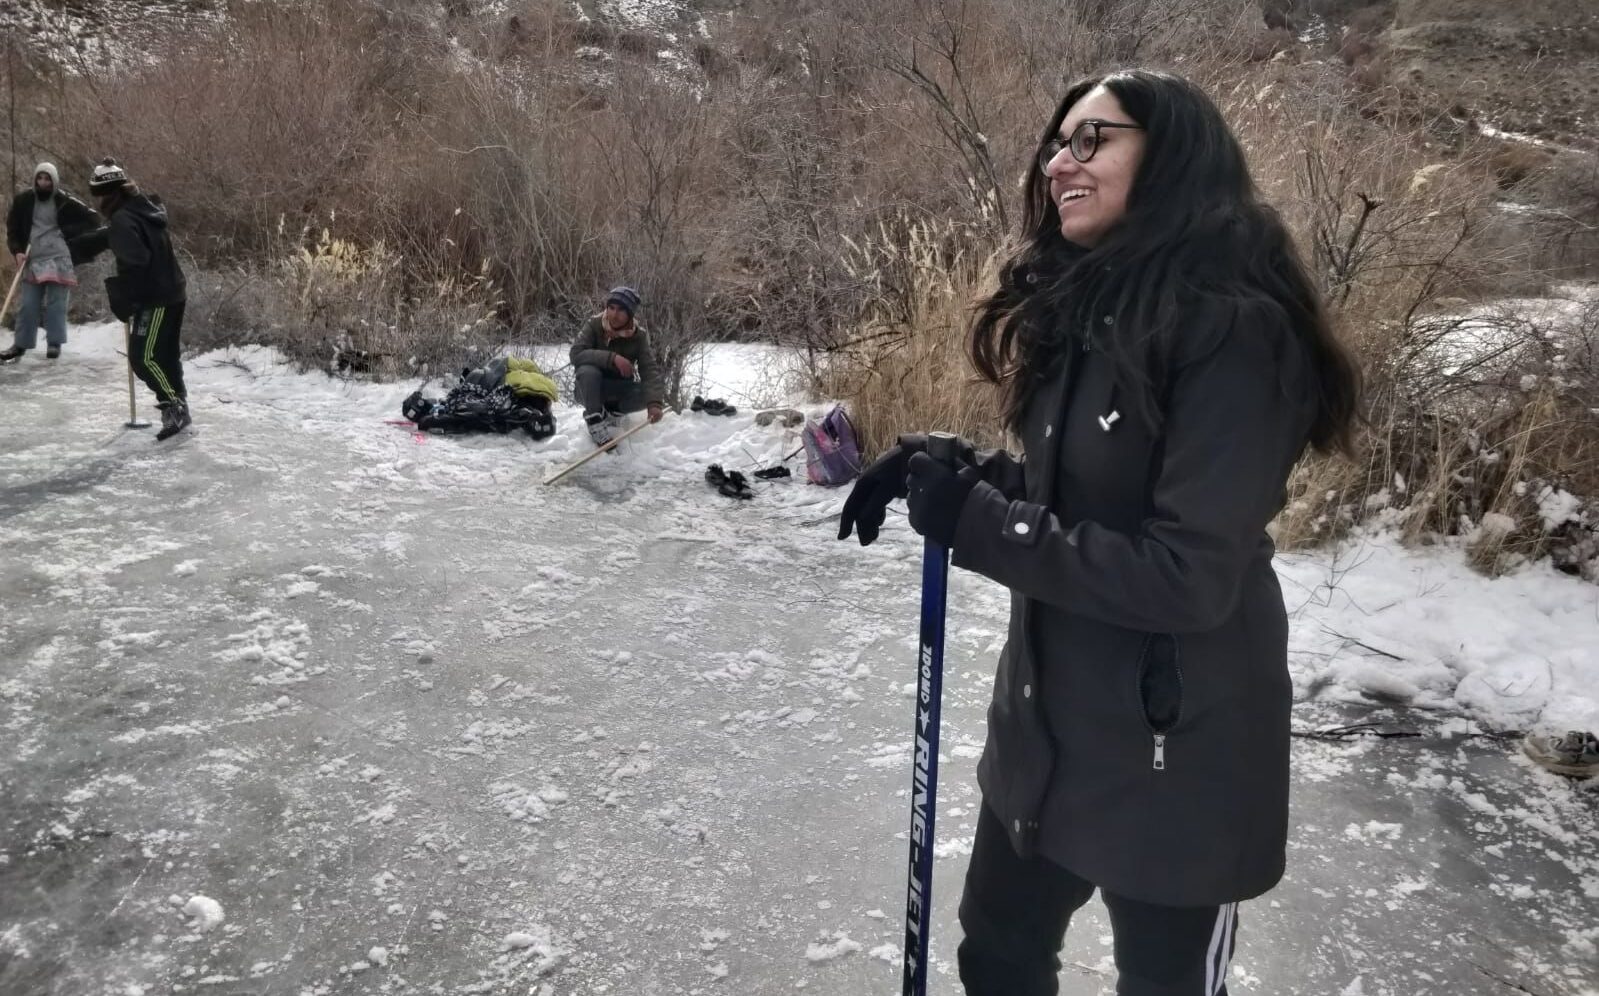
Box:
[76,158,191,440]
[839,70,1361,995]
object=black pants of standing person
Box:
[958,804,1240,996]
[128,301,186,404]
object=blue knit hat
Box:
[605,286,641,317]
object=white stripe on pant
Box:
[1205,901,1238,996]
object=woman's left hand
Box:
[906,452,979,548]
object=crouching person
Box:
[569,286,664,447]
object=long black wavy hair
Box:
[969,70,1360,454]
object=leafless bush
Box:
[822,219,1005,457]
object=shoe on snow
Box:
[526,411,557,440]
[704,464,728,487]
[156,401,192,441]
[753,465,791,480]
[46,344,60,359]
[717,470,754,500]
[703,398,737,417]
[0,346,24,363]
[585,412,614,448]
[401,390,434,423]
[691,395,706,412]
[1523,730,1599,778]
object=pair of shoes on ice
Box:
[1523,730,1599,778]
[0,345,61,362]
[157,399,192,441]
[704,464,753,500]
[691,396,737,417]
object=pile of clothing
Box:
[402,357,559,439]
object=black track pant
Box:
[958,803,1240,996]
[128,302,186,405]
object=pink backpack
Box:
[802,405,863,486]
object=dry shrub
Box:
[822,219,1003,458]
[52,0,422,258]
[268,223,503,377]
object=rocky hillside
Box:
[7,0,1596,152]
[0,0,221,69]
[1386,0,1599,149]
[4,0,1595,144]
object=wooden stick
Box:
[124,321,150,428]
[0,248,27,321]
[543,420,650,485]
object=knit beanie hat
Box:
[605,286,641,318]
[34,162,59,188]
[88,158,129,194]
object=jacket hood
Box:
[34,162,59,190]
[121,192,169,228]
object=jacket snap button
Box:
[1023,684,1032,698]
[1013,522,1031,536]
[1043,424,1052,438]
[1013,819,1022,833]
[1102,314,1113,325]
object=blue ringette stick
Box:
[903,431,957,996]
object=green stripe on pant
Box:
[128,303,187,406]
[141,306,177,400]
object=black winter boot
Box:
[585,411,614,448]
[156,400,192,441]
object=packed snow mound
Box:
[182,895,224,933]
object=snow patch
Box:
[183,896,225,933]
[869,943,901,965]
[805,932,862,963]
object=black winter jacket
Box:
[73,193,186,319]
[947,297,1316,907]
[6,189,103,263]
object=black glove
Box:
[837,434,929,546]
[906,451,979,548]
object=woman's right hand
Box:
[837,434,929,546]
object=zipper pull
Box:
[1152,734,1166,771]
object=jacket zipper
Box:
[1134,635,1183,772]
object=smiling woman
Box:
[1037,91,1146,248]
[838,69,1364,996]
